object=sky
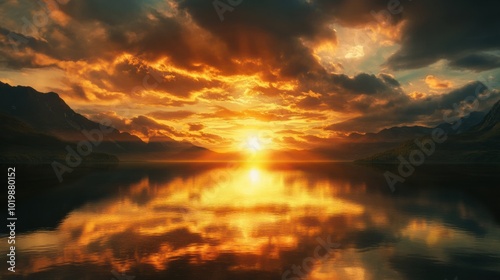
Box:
[1,0,500,152]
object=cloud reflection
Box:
[3,164,500,279]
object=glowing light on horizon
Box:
[246,136,262,153]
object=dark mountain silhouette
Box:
[436,111,487,135]
[0,113,116,163]
[360,100,500,164]
[467,100,500,139]
[1,81,496,163]
[0,113,118,186]
[0,81,213,160]
[356,126,433,143]
[349,112,485,144]
[312,112,486,160]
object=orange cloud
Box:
[188,123,204,131]
[148,110,196,120]
[425,75,453,89]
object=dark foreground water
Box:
[2,162,500,280]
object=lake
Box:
[2,162,500,280]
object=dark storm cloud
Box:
[3,0,497,74]
[449,53,500,72]
[1,0,498,140]
[332,73,401,95]
[56,0,500,75]
[60,0,145,25]
[176,0,338,78]
[0,19,121,69]
[299,71,403,96]
[0,49,35,69]
[294,72,405,112]
[379,74,401,87]
[0,27,54,69]
[385,0,500,70]
[173,0,397,79]
[1,1,193,67]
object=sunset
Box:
[0,0,497,154]
[1,0,500,279]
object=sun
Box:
[246,136,262,153]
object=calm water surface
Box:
[2,162,500,280]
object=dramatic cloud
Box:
[147,110,196,120]
[0,0,499,151]
[86,112,186,140]
[326,82,500,132]
[384,0,500,70]
[188,123,204,131]
[449,53,500,72]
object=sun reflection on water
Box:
[11,165,364,275]
[5,164,500,280]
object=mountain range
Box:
[1,81,499,166]
[0,81,213,163]
[309,111,487,161]
[359,100,500,164]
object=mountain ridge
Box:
[358,99,500,164]
[0,81,213,161]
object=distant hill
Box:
[1,81,495,164]
[467,99,500,139]
[359,100,500,164]
[0,81,213,161]
[0,113,118,184]
[311,112,485,160]
[0,113,116,163]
